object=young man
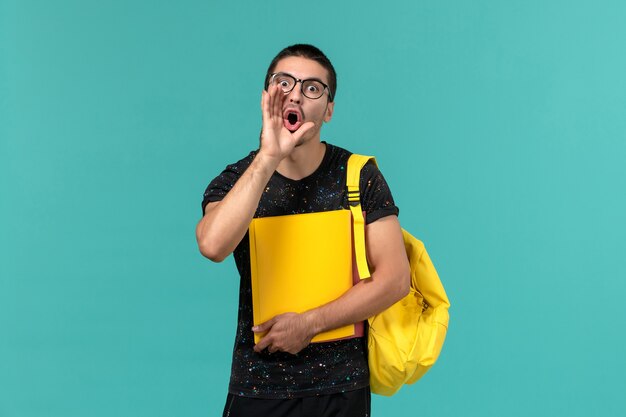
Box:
[196,44,410,417]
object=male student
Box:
[196,44,409,417]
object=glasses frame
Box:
[268,72,332,101]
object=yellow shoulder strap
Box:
[346,154,377,280]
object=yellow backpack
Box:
[347,154,451,396]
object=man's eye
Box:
[306,84,319,92]
[279,80,290,87]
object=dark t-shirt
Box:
[202,142,399,399]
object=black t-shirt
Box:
[202,142,399,399]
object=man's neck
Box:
[276,140,326,181]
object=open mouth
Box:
[283,109,302,132]
[287,112,298,126]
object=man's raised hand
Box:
[259,85,314,162]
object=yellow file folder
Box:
[249,209,362,344]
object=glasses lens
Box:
[272,73,295,93]
[302,80,325,99]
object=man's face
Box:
[270,56,334,142]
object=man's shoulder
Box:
[325,141,350,156]
[205,149,258,188]
[323,142,352,166]
[222,149,258,173]
[325,142,379,173]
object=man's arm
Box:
[196,152,278,262]
[253,214,410,354]
[196,85,314,261]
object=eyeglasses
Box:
[268,72,332,100]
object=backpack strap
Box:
[346,154,378,280]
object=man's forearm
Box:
[305,216,410,334]
[252,261,409,355]
[304,263,409,337]
[196,151,280,261]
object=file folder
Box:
[249,209,363,344]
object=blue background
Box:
[1,1,625,415]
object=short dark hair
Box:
[264,44,337,102]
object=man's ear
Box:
[324,101,334,123]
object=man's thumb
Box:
[292,122,315,141]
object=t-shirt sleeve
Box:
[201,151,256,214]
[359,160,399,224]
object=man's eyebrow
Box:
[278,72,326,84]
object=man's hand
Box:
[260,85,314,161]
[252,312,316,355]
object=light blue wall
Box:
[1,1,625,415]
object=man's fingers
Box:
[268,85,276,118]
[252,317,276,333]
[252,320,274,353]
[261,90,271,122]
[262,85,283,124]
[253,335,272,353]
[267,87,274,120]
[271,85,284,120]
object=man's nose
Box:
[287,82,303,103]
